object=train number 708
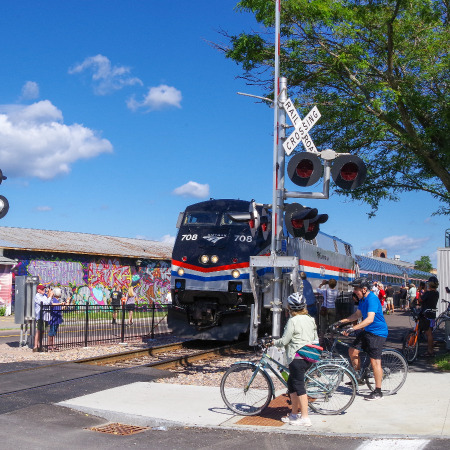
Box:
[234,235,252,242]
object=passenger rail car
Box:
[169,199,356,340]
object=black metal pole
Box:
[38,301,43,351]
[84,302,89,347]
[120,303,125,343]
[151,302,155,340]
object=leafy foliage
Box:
[414,255,434,272]
[220,0,450,215]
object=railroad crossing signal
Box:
[284,202,328,240]
[282,99,321,155]
[0,169,9,219]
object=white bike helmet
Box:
[287,292,306,310]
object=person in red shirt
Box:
[377,283,387,313]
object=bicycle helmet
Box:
[351,277,371,290]
[287,292,306,310]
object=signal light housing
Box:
[304,213,329,240]
[287,152,323,187]
[0,195,9,220]
[331,155,367,190]
[284,203,318,238]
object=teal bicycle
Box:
[220,338,358,416]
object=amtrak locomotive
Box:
[169,199,356,340]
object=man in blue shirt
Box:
[338,277,388,401]
[300,272,317,321]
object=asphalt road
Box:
[0,311,448,448]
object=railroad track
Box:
[0,340,247,396]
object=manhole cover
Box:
[90,423,149,436]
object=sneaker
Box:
[346,379,365,386]
[365,390,383,401]
[281,413,300,424]
[290,417,312,427]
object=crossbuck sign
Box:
[282,99,321,155]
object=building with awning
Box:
[0,226,174,315]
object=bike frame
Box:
[234,348,359,400]
[326,335,375,382]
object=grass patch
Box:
[434,353,450,371]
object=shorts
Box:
[386,297,394,306]
[419,315,435,332]
[48,323,59,337]
[352,331,386,360]
[111,303,121,311]
[287,358,312,396]
[126,304,135,311]
[36,319,48,332]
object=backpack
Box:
[296,344,323,363]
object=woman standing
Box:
[126,286,136,325]
[420,276,439,357]
[272,292,318,427]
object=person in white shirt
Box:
[34,284,53,352]
[316,278,338,345]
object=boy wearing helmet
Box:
[338,277,388,401]
[271,292,318,427]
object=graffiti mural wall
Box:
[9,251,170,306]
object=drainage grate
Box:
[90,423,149,436]
[236,394,290,427]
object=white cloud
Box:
[0,100,113,179]
[173,181,209,199]
[160,234,175,246]
[69,54,143,95]
[21,81,40,100]
[36,206,52,211]
[127,84,182,111]
[370,235,430,256]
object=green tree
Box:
[414,255,433,272]
[218,0,450,216]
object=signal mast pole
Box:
[270,0,286,338]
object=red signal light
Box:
[292,219,304,229]
[248,219,255,229]
[287,152,322,187]
[331,155,367,190]
[296,159,314,178]
[340,162,359,181]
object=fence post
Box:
[84,302,89,347]
[38,301,43,351]
[120,303,125,343]
[151,302,155,340]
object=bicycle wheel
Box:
[402,331,419,363]
[365,349,408,395]
[306,363,356,415]
[220,363,272,416]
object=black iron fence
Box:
[36,303,170,352]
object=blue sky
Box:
[0,0,447,267]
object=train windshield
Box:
[221,213,248,226]
[184,212,219,225]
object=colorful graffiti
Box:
[10,252,171,306]
[0,267,12,313]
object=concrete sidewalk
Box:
[59,370,450,438]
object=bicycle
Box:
[323,327,408,395]
[403,300,450,363]
[220,338,358,416]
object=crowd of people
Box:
[272,273,440,428]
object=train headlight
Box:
[211,255,219,264]
[200,255,209,264]
[177,268,185,276]
[231,269,240,279]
